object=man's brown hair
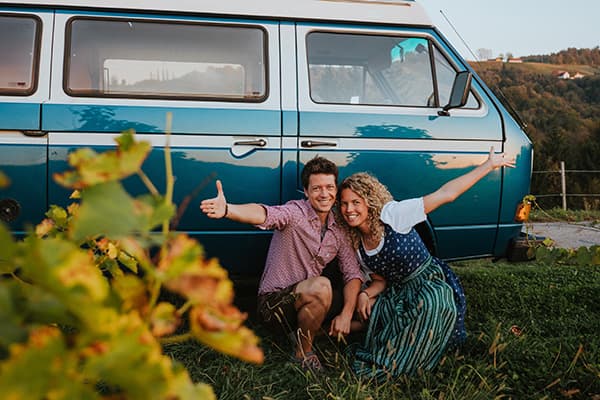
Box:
[301,156,339,189]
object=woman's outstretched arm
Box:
[423,147,515,214]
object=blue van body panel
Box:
[42,104,281,134]
[493,110,533,256]
[0,103,40,130]
[0,145,47,231]
[300,111,501,141]
[197,232,271,276]
[282,110,298,136]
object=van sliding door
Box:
[296,24,504,259]
[44,13,282,276]
[0,10,52,232]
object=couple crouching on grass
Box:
[200,152,515,378]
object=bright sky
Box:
[418,0,600,59]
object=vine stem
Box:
[160,333,192,345]
[137,170,159,197]
[10,272,29,285]
[531,199,558,221]
[177,300,193,315]
[162,112,174,235]
[148,279,162,316]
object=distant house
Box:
[571,72,585,79]
[553,70,570,79]
[488,57,503,62]
[507,58,523,63]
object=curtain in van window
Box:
[0,15,39,95]
[65,18,266,101]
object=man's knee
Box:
[296,276,333,307]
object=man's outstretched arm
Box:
[200,180,267,225]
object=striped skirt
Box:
[352,257,458,378]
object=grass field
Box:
[165,259,600,400]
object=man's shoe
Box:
[291,351,324,372]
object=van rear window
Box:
[65,18,267,102]
[0,14,39,95]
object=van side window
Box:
[433,46,479,108]
[65,18,267,102]
[307,32,475,108]
[0,14,39,95]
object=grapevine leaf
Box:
[53,131,151,189]
[19,283,79,328]
[0,223,16,274]
[0,170,10,188]
[159,235,233,306]
[138,194,176,230]
[117,250,139,273]
[112,275,148,313]
[591,246,600,266]
[575,246,592,266]
[150,302,180,337]
[19,237,110,326]
[190,306,263,364]
[100,257,123,278]
[0,284,28,349]
[166,374,216,400]
[117,237,153,272]
[166,269,234,306]
[70,181,145,241]
[35,218,56,238]
[0,327,97,400]
[81,312,198,399]
[157,234,207,280]
[46,205,69,229]
[535,246,557,265]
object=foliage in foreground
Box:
[0,127,262,399]
[167,261,600,400]
[517,195,600,266]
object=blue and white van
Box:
[0,0,532,277]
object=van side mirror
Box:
[438,71,472,116]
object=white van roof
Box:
[0,0,432,26]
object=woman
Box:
[339,148,515,378]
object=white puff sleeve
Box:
[380,197,426,234]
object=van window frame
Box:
[305,29,480,110]
[63,16,270,103]
[0,12,42,96]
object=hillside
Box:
[473,61,600,77]
[470,60,600,209]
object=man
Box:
[200,157,362,371]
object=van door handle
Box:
[233,139,267,147]
[301,140,337,148]
[22,130,48,137]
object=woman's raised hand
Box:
[487,146,516,170]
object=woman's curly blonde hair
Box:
[337,172,393,250]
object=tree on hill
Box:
[471,61,600,209]
[523,47,600,66]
